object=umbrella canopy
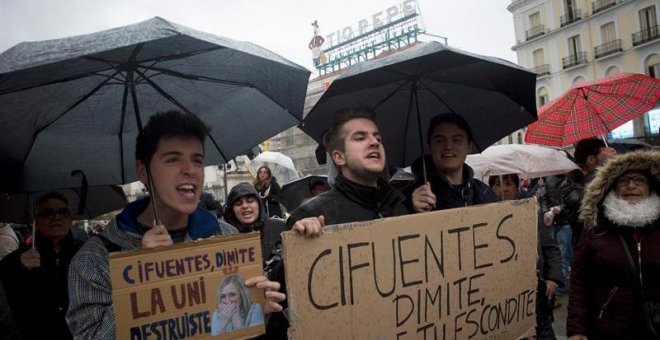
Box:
[0,185,126,223]
[465,144,579,180]
[0,17,310,192]
[301,41,537,167]
[277,175,328,211]
[525,73,660,147]
[607,138,654,154]
[248,151,301,184]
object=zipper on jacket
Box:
[598,286,618,319]
[637,238,643,286]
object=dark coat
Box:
[265,174,408,340]
[286,173,409,228]
[255,177,283,218]
[405,155,500,210]
[225,182,286,263]
[537,210,564,286]
[0,232,84,340]
[540,175,572,226]
[567,151,660,339]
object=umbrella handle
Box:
[71,170,88,215]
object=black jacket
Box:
[0,232,83,340]
[286,173,409,228]
[537,210,564,286]
[265,174,408,339]
[405,155,500,210]
[224,182,286,263]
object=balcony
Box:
[562,51,588,69]
[532,64,550,77]
[560,9,582,27]
[594,39,623,59]
[525,25,546,41]
[592,0,616,14]
[633,25,660,46]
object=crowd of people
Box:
[0,108,658,340]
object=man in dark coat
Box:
[265,108,408,339]
[408,113,499,213]
[0,191,84,340]
[224,182,286,263]
[286,107,408,232]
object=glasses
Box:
[615,175,648,187]
[37,208,71,219]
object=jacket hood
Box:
[223,182,267,230]
[580,150,660,227]
[102,196,222,250]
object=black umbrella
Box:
[302,42,537,177]
[276,175,328,211]
[0,17,310,194]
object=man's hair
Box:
[573,138,605,166]
[488,174,520,189]
[427,113,473,145]
[36,191,68,208]
[135,110,209,165]
[323,107,377,154]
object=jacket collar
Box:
[334,173,396,211]
[116,196,220,240]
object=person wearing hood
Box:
[407,113,499,213]
[567,150,660,340]
[66,110,285,340]
[224,182,286,263]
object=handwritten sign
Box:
[110,233,265,339]
[283,199,538,339]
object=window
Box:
[639,6,657,31]
[601,22,615,43]
[568,35,581,56]
[565,0,576,14]
[530,12,541,28]
[533,49,545,67]
[606,66,620,76]
[608,121,634,139]
[537,87,549,107]
[645,106,660,135]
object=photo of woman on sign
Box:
[211,274,264,335]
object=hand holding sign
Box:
[246,275,285,313]
[142,224,173,248]
[292,215,325,238]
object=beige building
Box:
[508,0,660,141]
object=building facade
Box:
[508,0,660,141]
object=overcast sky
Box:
[0,0,517,72]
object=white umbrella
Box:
[249,151,301,184]
[466,144,579,180]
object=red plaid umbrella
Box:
[525,73,660,146]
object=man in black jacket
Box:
[265,108,408,339]
[408,113,499,213]
[286,107,409,234]
[0,192,84,340]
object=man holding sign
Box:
[264,108,409,338]
[66,110,285,339]
[286,107,409,233]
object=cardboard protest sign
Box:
[109,233,265,340]
[283,199,538,340]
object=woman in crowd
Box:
[567,150,660,339]
[212,274,264,335]
[253,166,283,218]
[224,182,286,263]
